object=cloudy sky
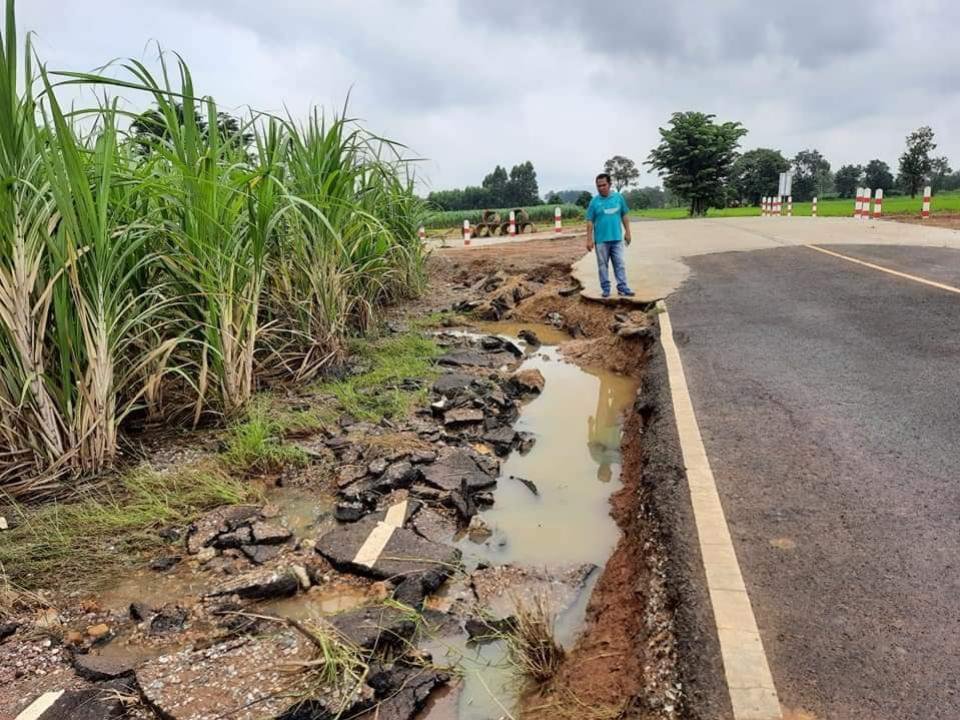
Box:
[19,0,960,195]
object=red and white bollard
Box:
[508,210,516,237]
[872,189,883,219]
[554,206,562,232]
[760,197,766,216]
[862,188,872,219]
[417,225,426,242]
[463,219,471,245]
[763,196,769,216]
[773,195,782,216]
[812,197,818,217]
[787,196,793,217]
[921,186,931,219]
[854,187,863,219]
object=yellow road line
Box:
[805,244,960,294]
[658,301,782,720]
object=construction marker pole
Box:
[862,188,872,220]
[463,219,471,245]
[764,196,770,216]
[417,225,426,242]
[508,210,516,237]
[921,186,931,219]
[872,189,883,219]
[854,188,863,219]
[787,195,793,217]
[773,195,782,216]
[760,197,766,216]
[554,206,562,232]
[812,196,818,217]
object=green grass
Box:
[0,466,259,589]
[221,398,312,474]
[317,332,441,421]
[423,204,583,230]
[631,192,960,219]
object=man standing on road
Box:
[585,173,635,298]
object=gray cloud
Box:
[17,0,960,193]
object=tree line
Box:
[427,161,541,210]
[644,113,955,215]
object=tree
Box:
[729,148,790,205]
[482,165,509,207]
[791,149,832,202]
[834,164,863,199]
[645,112,747,216]
[624,186,666,210]
[898,126,936,197]
[862,160,894,194]
[575,191,592,208]
[930,156,952,193]
[130,103,252,156]
[603,155,640,191]
[544,191,563,205]
[505,161,540,206]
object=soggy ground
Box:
[2,236,677,720]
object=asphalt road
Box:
[667,244,960,719]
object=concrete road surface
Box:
[596,218,960,719]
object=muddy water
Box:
[432,323,639,720]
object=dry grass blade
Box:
[498,594,565,685]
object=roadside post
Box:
[922,186,931,218]
[508,210,516,237]
[554,206,562,232]
[854,188,863,219]
[873,189,883,219]
[418,226,426,242]
[862,188,872,219]
[777,171,793,218]
[812,196,818,217]
[773,195,782,216]
[463,219,472,245]
[761,197,767,216]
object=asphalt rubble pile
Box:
[7,331,579,720]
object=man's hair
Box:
[595,173,612,183]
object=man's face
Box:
[596,177,611,197]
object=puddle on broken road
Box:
[427,322,639,720]
[465,323,638,568]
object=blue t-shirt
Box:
[585,191,629,243]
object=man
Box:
[585,173,634,298]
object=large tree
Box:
[898,126,936,197]
[624,186,666,210]
[930,156,953,193]
[603,155,640,191]
[729,148,790,205]
[646,112,747,216]
[834,164,863,199]
[863,160,894,194]
[506,161,540,206]
[482,165,509,207]
[791,149,832,202]
[575,191,593,208]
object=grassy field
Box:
[631,192,960,219]
[423,203,584,230]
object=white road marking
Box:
[16,690,64,720]
[806,244,960,294]
[352,500,409,569]
[658,301,782,720]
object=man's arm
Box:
[586,220,594,251]
[621,195,632,245]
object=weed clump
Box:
[500,596,565,684]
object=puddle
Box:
[459,344,638,568]
[426,323,639,719]
[261,583,378,620]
